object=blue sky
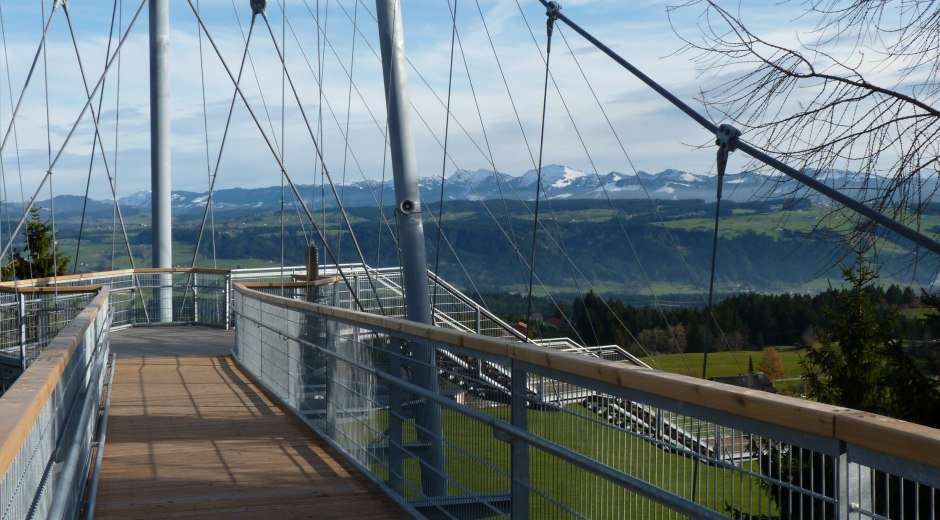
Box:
[0,0,807,200]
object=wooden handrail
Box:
[0,288,109,478]
[240,276,340,289]
[0,267,231,289]
[234,283,940,470]
[0,285,103,294]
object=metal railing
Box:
[233,283,940,519]
[0,289,111,520]
[245,264,644,362]
[0,268,232,374]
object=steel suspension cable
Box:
[336,0,358,261]
[524,3,749,368]
[230,0,283,158]
[290,0,399,248]
[111,0,124,270]
[537,0,940,257]
[62,7,142,276]
[188,12,258,272]
[691,138,735,502]
[64,4,150,319]
[319,0,328,252]
[186,3,368,312]
[518,3,734,368]
[431,0,459,321]
[511,18,693,369]
[0,2,59,161]
[74,0,121,274]
[279,0,289,291]
[0,1,27,274]
[399,59,651,357]
[196,0,218,268]
[408,103,593,346]
[258,11,387,314]
[42,0,58,293]
[524,3,558,342]
[555,28,697,373]
[367,1,613,346]
[0,0,148,265]
[355,0,616,347]
[450,3,530,290]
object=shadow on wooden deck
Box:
[93,326,405,519]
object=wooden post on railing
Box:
[305,246,319,285]
[18,293,26,370]
[510,361,530,518]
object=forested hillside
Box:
[41,198,940,297]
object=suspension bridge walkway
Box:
[0,267,937,519]
[92,326,403,519]
[0,0,938,517]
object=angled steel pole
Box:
[150,0,172,322]
[374,0,446,497]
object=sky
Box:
[0,0,810,201]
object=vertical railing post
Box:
[475,307,481,334]
[510,361,530,518]
[40,296,47,348]
[193,272,200,324]
[225,273,232,330]
[388,339,405,496]
[837,445,850,519]
[18,293,27,370]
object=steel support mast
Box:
[374,0,446,497]
[150,0,172,322]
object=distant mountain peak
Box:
[30,165,902,215]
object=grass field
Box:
[639,349,805,380]
[380,403,777,518]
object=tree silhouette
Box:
[670,1,940,244]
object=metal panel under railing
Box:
[233,284,940,519]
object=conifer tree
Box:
[1,208,69,281]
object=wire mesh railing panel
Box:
[0,269,232,392]
[233,286,940,520]
[0,291,110,520]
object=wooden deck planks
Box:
[93,327,405,519]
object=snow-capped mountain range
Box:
[29,165,923,213]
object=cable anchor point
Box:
[546,2,561,38]
[714,123,741,178]
[250,0,266,16]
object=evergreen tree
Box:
[1,208,69,281]
[800,253,939,426]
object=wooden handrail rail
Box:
[234,282,940,470]
[240,277,340,289]
[0,285,103,294]
[0,288,109,478]
[0,267,231,289]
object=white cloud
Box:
[0,0,852,204]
